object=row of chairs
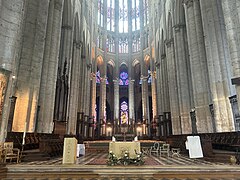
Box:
[150,142,170,157]
[0,142,20,163]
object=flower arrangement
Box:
[107,150,144,166]
[107,151,119,166]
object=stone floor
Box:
[2,151,240,180]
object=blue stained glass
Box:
[96,70,109,85]
[119,79,123,85]
[120,72,128,80]
[96,71,101,84]
[119,71,129,85]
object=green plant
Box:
[107,150,145,166]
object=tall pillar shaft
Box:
[67,42,81,134]
[38,0,63,133]
[184,0,212,133]
[84,66,91,116]
[99,77,107,135]
[161,55,170,112]
[156,63,163,116]
[129,80,135,124]
[13,0,50,132]
[166,40,181,134]
[141,76,150,135]
[151,71,157,119]
[0,0,25,141]
[221,0,240,121]
[91,73,97,135]
[200,0,235,132]
[113,79,119,134]
[173,24,192,134]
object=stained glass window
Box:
[106,36,115,52]
[119,37,128,53]
[132,0,140,31]
[119,71,129,85]
[98,0,104,27]
[96,70,109,84]
[119,0,128,33]
[120,101,128,124]
[139,70,152,84]
[132,35,140,52]
[107,0,115,31]
[96,70,101,84]
[143,0,149,26]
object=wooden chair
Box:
[150,142,160,156]
[160,143,170,157]
[4,142,20,163]
[0,143,6,163]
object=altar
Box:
[109,141,141,159]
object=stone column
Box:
[151,71,157,120]
[127,0,134,132]
[200,0,235,132]
[67,41,81,134]
[113,79,119,134]
[38,0,63,133]
[161,55,170,113]
[129,79,135,127]
[112,0,119,134]
[141,75,150,135]
[183,0,212,133]
[99,0,108,137]
[155,62,163,116]
[84,65,91,117]
[221,0,240,118]
[139,0,150,136]
[0,0,25,141]
[173,23,192,134]
[13,0,50,132]
[165,39,181,134]
[99,76,107,136]
[90,74,96,135]
[56,22,73,122]
[79,59,86,113]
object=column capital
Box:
[90,73,96,80]
[62,25,72,30]
[165,38,174,48]
[151,71,157,79]
[161,54,166,59]
[173,23,186,33]
[100,76,107,82]
[54,0,63,11]
[155,61,160,69]
[73,41,82,49]
[140,75,148,81]
[129,79,135,84]
[183,0,193,8]
[113,78,119,83]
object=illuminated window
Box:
[120,101,128,124]
[98,0,104,27]
[107,0,115,31]
[132,35,140,52]
[119,37,128,53]
[119,0,128,33]
[96,70,109,84]
[132,0,140,31]
[106,36,115,53]
[139,70,152,84]
[143,0,149,26]
[119,71,129,85]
